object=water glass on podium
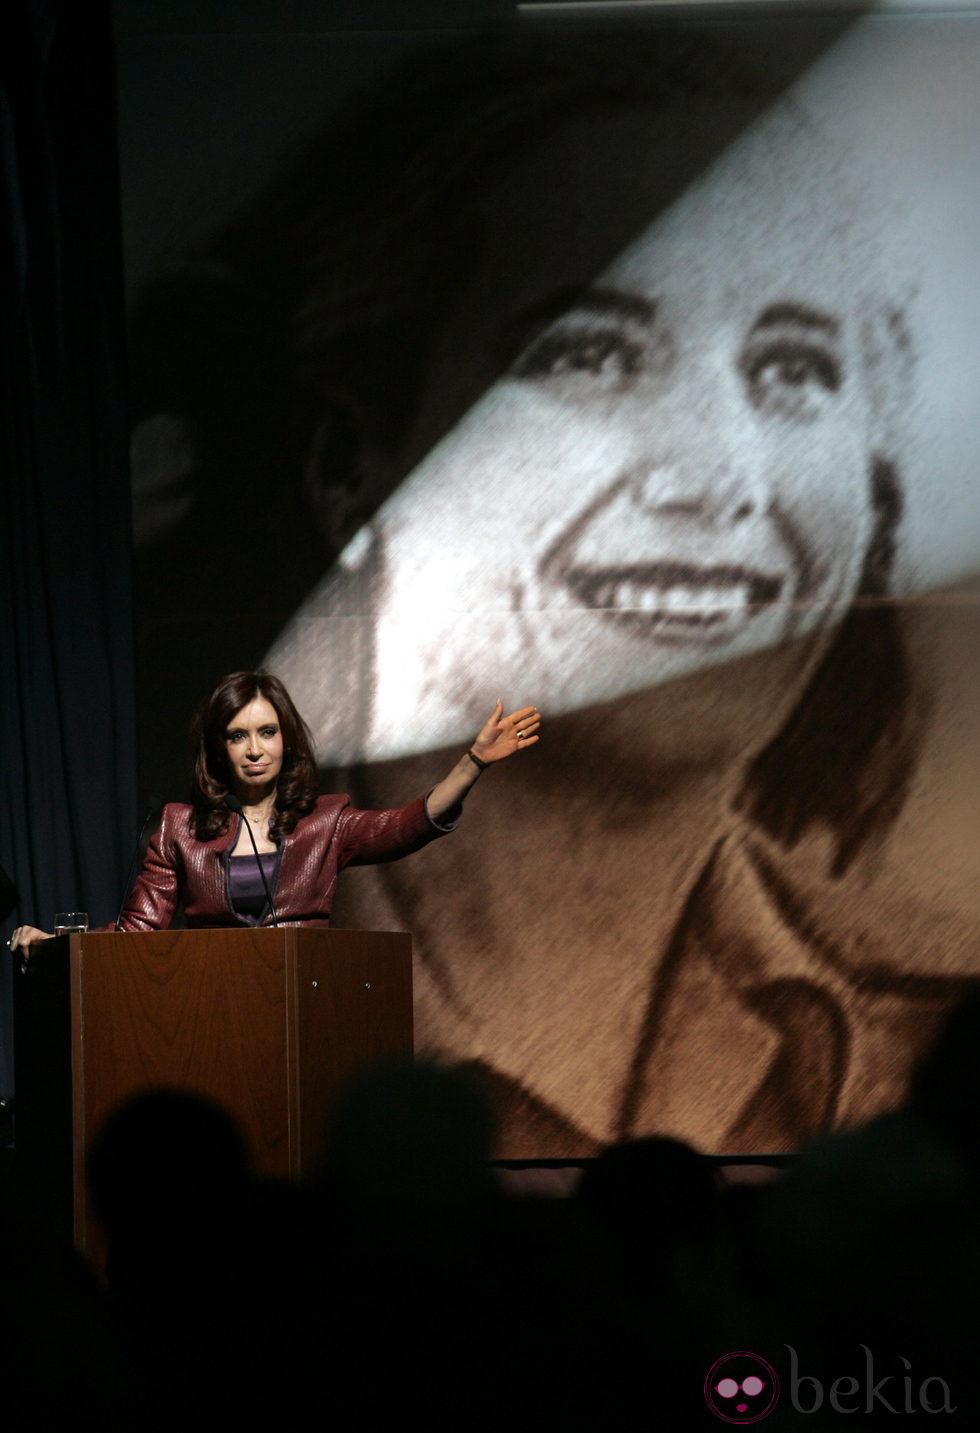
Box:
[54,912,88,936]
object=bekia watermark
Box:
[705,1352,780,1424]
[705,1346,956,1422]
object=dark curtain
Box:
[0,1,136,1096]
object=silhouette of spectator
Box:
[753,1111,979,1424]
[87,1088,311,1428]
[575,1136,756,1425]
[0,1154,128,1425]
[311,1058,635,1429]
[577,1136,720,1252]
[318,1056,497,1221]
[907,984,980,1179]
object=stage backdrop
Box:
[118,1,980,1157]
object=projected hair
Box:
[739,456,914,875]
[190,671,318,841]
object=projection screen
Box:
[120,3,980,1156]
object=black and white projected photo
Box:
[120,6,980,1156]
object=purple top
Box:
[228,852,277,923]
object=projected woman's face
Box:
[506,284,861,655]
[355,199,877,757]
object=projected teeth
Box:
[589,579,751,622]
[563,562,783,643]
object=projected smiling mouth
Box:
[533,460,798,650]
[558,559,786,644]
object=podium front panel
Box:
[290,928,413,1173]
[14,926,413,1266]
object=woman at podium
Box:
[9,671,539,943]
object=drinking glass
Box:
[54,912,88,936]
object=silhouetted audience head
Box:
[907,985,980,1173]
[318,1057,497,1219]
[577,1135,720,1247]
[85,1089,312,1428]
[88,1087,251,1242]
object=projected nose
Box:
[631,465,758,526]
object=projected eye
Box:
[512,324,644,393]
[743,340,842,421]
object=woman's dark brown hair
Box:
[191,671,318,841]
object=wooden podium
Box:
[13,927,413,1258]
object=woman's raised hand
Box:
[471,699,541,765]
[425,699,542,823]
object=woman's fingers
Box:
[8,925,52,951]
[474,701,540,754]
[477,698,505,736]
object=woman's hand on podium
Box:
[8,925,53,961]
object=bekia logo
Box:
[705,1352,779,1424]
[704,1347,957,1421]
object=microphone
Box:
[224,793,279,927]
[114,794,163,930]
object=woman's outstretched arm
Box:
[425,699,541,824]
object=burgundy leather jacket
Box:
[116,794,452,931]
